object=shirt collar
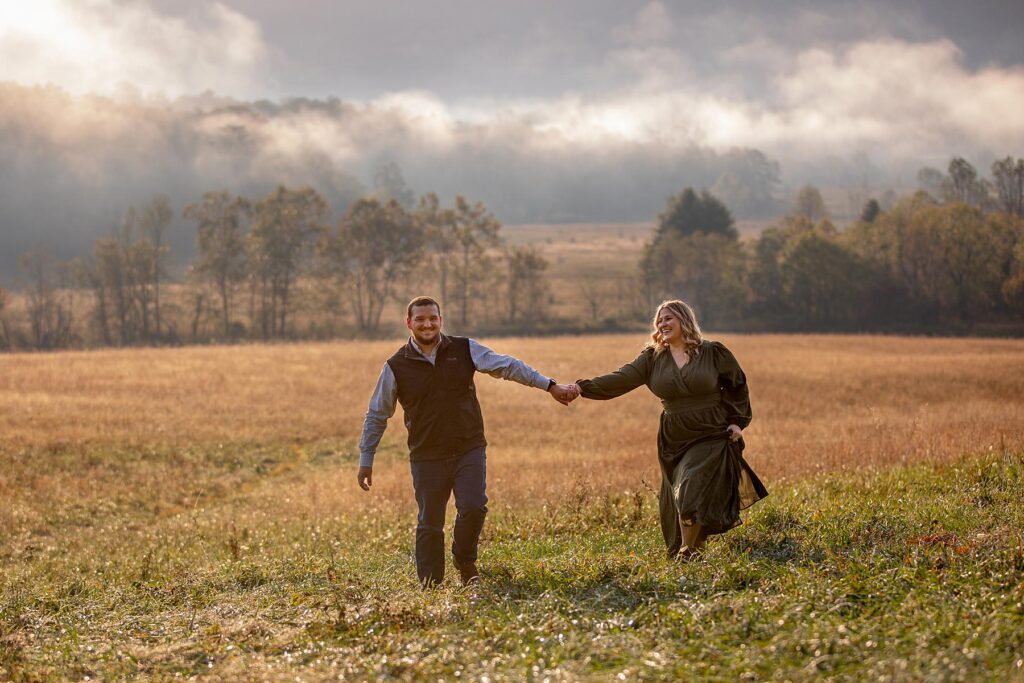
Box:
[406,334,447,361]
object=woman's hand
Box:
[727,424,742,442]
[548,383,579,405]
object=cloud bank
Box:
[1,1,1023,278]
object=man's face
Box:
[407,304,442,346]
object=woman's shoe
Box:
[676,546,704,562]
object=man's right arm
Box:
[357,363,398,490]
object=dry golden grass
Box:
[501,220,772,319]
[2,333,1023,681]
[2,333,1022,515]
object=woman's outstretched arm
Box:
[575,347,653,400]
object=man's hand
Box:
[357,466,373,491]
[549,383,580,406]
[727,424,742,442]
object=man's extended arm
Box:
[468,339,578,404]
[357,363,398,490]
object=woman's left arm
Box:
[575,348,653,400]
[713,342,752,436]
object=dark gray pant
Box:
[409,446,488,586]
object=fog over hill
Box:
[0,83,790,274]
[1,0,1023,279]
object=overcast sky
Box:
[1,1,1023,274]
[3,0,1023,162]
[20,0,1017,101]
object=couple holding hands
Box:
[357,296,767,587]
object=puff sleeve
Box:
[712,341,752,429]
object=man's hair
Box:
[406,296,442,319]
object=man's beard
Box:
[412,329,439,346]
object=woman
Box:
[573,300,767,559]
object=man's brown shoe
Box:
[452,557,480,585]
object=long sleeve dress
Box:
[577,340,768,558]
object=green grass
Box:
[2,451,1023,681]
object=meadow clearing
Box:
[1,333,1023,680]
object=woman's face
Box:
[656,307,682,346]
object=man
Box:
[357,295,578,586]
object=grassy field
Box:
[501,220,771,321]
[1,334,1023,680]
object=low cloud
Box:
[544,37,1024,162]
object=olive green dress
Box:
[577,340,768,558]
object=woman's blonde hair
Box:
[648,299,703,355]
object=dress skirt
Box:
[657,402,768,557]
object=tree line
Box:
[0,179,553,350]
[2,155,1023,351]
[641,156,1024,333]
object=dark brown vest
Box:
[386,335,486,460]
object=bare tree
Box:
[946,157,991,208]
[248,185,328,338]
[372,160,416,209]
[579,280,603,323]
[95,234,130,344]
[117,208,155,339]
[325,197,426,333]
[138,195,173,336]
[74,221,149,347]
[18,248,75,349]
[0,286,10,350]
[184,191,250,335]
[415,192,457,308]
[793,185,829,222]
[450,195,501,328]
[917,167,947,198]
[505,245,549,326]
[992,156,1024,217]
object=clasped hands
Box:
[548,382,581,406]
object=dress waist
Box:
[662,393,721,415]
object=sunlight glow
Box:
[0,1,95,65]
[0,0,267,97]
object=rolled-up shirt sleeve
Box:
[469,339,551,390]
[358,363,398,468]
